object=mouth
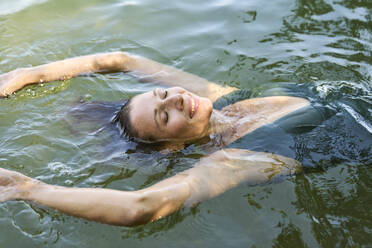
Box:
[189,96,199,119]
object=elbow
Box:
[111,195,156,227]
[98,207,153,227]
[123,208,154,227]
[106,181,189,226]
[107,52,132,72]
[117,194,181,227]
[92,52,132,73]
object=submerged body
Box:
[0,52,309,226]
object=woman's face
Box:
[129,87,213,142]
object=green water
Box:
[0,0,371,247]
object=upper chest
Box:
[218,96,310,145]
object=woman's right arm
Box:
[0,149,301,226]
[0,52,236,101]
[0,167,191,226]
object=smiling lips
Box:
[189,96,199,118]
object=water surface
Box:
[0,0,371,247]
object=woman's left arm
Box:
[0,149,301,226]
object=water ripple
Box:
[0,0,48,16]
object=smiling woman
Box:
[0,51,309,226]
[127,87,213,142]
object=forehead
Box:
[130,91,159,140]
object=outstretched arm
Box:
[0,149,301,226]
[126,54,237,102]
[0,52,236,101]
[0,52,130,97]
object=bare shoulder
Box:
[229,95,308,110]
[220,96,310,145]
[261,96,310,107]
[221,96,309,117]
[254,96,310,116]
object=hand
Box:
[0,168,36,202]
[0,68,29,97]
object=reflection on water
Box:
[293,164,372,248]
[0,0,371,247]
[0,0,48,16]
[264,0,372,246]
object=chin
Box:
[198,106,212,134]
[201,97,213,120]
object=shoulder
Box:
[221,96,309,116]
[231,95,309,107]
[220,96,310,145]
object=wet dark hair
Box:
[112,98,139,140]
[65,97,211,153]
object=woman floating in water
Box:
[0,52,309,226]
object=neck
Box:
[207,109,237,137]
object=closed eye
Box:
[163,89,168,99]
[162,111,169,124]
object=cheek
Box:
[168,118,206,139]
[195,100,212,126]
[168,118,190,136]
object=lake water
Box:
[0,0,371,247]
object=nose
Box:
[164,94,184,111]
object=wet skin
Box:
[0,52,310,226]
[129,87,213,142]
